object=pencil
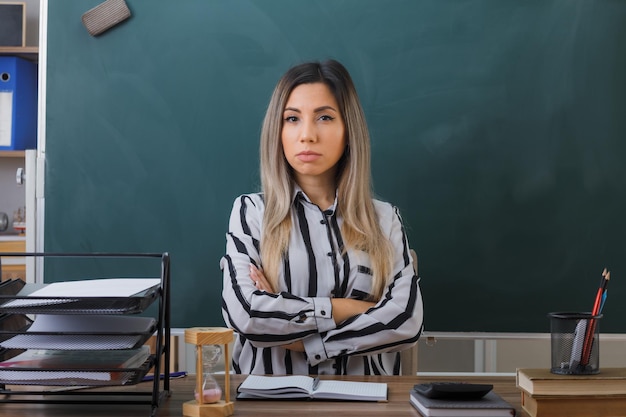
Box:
[580,269,610,367]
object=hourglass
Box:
[183,327,234,417]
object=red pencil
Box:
[580,269,610,367]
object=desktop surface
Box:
[0,374,525,416]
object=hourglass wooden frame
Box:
[183,327,234,417]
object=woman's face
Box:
[281,82,346,184]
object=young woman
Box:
[221,59,423,375]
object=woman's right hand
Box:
[249,264,274,292]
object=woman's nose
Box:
[299,121,316,142]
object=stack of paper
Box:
[0,346,151,383]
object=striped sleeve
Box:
[302,202,424,366]
[221,194,336,347]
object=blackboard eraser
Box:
[82,0,131,37]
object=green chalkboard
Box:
[45,0,626,333]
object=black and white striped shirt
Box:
[221,189,423,375]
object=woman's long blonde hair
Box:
[260,60,392,301]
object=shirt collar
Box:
[292,185,339,215]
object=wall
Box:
[417,333,626,374]
[181,333,626,375]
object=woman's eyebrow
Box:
[283,105,338,113]
[314,105,338,113]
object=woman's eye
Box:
[319,115,335,121]
[284,116,298,123]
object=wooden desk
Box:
[0,375,526,417]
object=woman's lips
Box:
[296,151,321,162]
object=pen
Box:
[141,371,187,382]
[312,377,320,391]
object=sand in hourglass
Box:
[195,345,222,403]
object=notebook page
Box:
[239,375,314,393]
[314,380,387,400]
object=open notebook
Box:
[237,375,387,402]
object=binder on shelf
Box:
[0,56,37,150]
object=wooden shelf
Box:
[0,46,39,62]
[0,151,26,158]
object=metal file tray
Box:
[0,252,172,413]
[0,352,155,386]
[0,314,157,350]
[0,279,160,315]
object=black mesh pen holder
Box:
[549,312,602,375]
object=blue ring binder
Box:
[0,56,37,151]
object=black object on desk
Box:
[413,382,493,400]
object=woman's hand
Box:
[331,298,376,325]
[249,264,274,292]
[281,340,305,352]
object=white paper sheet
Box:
[2,278,161,308]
